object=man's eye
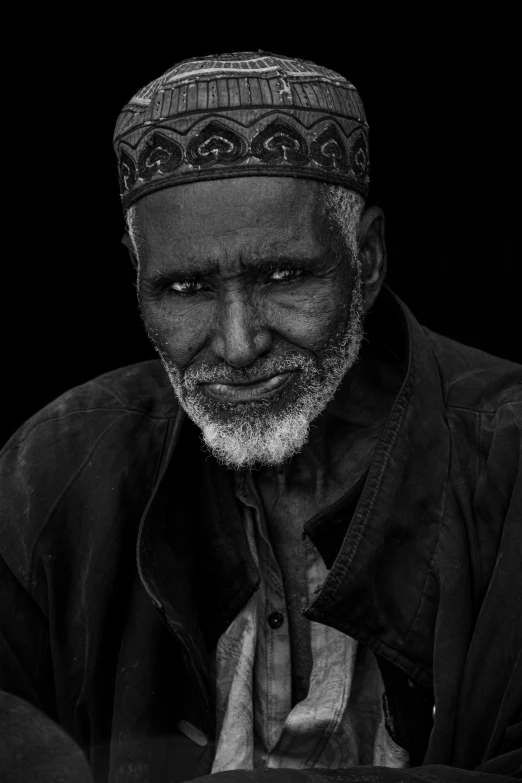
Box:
[269,268,302,282]
[169,280,204,295]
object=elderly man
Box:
[0,51,520,783]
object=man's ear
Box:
[357,206,387,312]
[121,232,138,270]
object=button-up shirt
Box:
[211,470,409,772]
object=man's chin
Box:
[197,414,312,470]
[177,392,312,469]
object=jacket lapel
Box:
[304,287,450,690]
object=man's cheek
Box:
[271,296,348,353]
[145,305,211,366]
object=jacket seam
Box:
[26,412,142,592]
[398,334,451,656]
[400,407,451,655]
[89,379,178,416]
[333,359,416,574]
[89,379,135,407]
[476,410,487,603]
[508,401,522,429]
[135,414,185,610]
[2,408,177,455]
[446,406,484,615]
[445,399,521,415]
[0,552,51,623]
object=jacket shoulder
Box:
[423,328,522,412]
[5,360,177,445]
[0,360,178,587]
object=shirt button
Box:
[267,611,284,629]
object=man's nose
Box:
[211,289,272,368]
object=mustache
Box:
[182,354,317,388]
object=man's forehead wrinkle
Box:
[143,209,319,242]
[136,179,332,279]
[142,241,331,283]
[143,221,328,270]
[138,176,323,225]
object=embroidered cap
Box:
[113,51,370,211]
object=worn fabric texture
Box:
[113,51,370,210]
[211,471,408,771]
[0,285,521,782]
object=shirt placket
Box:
[237,472,292,764]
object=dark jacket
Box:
[1,286,521,782]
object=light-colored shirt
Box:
[210,471,409,772]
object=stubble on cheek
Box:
[278,283,353,360]
[138,290,208,376]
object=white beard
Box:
[155,271,365,470]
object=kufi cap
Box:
[113,51,370,211]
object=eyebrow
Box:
[142,253,328,286]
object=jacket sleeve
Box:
[0,425,57,720]
[0,552,55,717]
[0,406,111,779]
[0,389,122,720]
[0,439,76,777]
[0,690,93,782]
[449,397,522,778]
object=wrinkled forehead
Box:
[135,175,325,226]
[134,177,331,264]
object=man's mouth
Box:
[199,371,295,403]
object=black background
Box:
[10,30,521,448]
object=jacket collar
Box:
[136,285,449,691]
[304,285,449,689]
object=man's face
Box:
[135,177,365,468]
